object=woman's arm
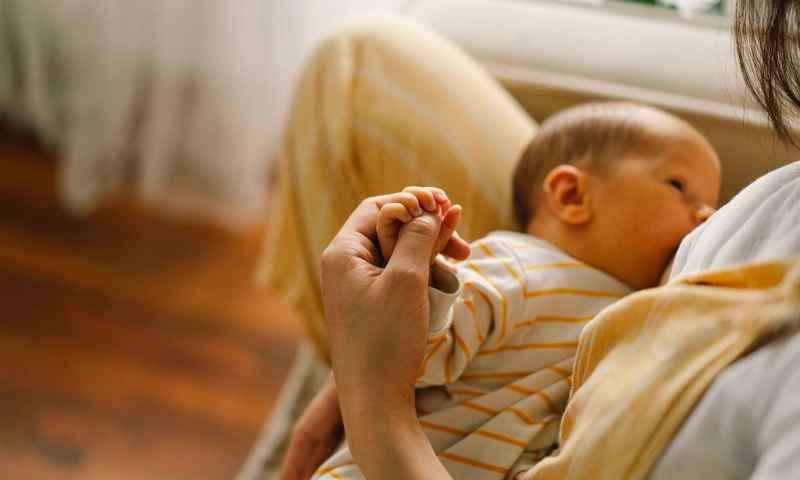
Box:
[278,373,343,480]
[320,196,452,480]
[278,372,448,480]
[342,392,449,479]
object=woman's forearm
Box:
[341,392,452,480]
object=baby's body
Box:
[313,102,721,480]
[317,232,633,480]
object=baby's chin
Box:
[658,253,677,287]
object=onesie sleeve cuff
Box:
[427,263,462,339]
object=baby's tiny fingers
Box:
[441,233,471,261]
[429,204,461,264]
[424,187,452,214]
[438,205,461,242]
[402,186,437,212]
[423,187,449,205]
[379,202,414,226]
[386,192,424,217]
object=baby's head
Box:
[513,102,721,289]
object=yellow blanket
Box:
[524,257,800,480]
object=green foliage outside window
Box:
[619,0,726,16]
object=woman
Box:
[275,1,800,478]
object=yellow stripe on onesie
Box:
[312,231,633,480]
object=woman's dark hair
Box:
[735,0,800,145]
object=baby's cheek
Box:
[629,207,667,241]
[631,209,685,256]
[652,202,686,232]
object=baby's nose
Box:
[693,204,716,225]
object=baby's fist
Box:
[377,187,469,266]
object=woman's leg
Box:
[256,13,535,361]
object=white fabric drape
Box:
[0,0,402,230]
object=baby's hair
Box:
[512,101,675,230]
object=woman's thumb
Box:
[384,212,440,281]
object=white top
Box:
[671,161,800,276]
[650,161,800,480]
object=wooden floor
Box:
[0,131,303,480]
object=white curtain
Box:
[0,0,403,230]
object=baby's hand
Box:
[377,187,470,266]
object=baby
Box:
[313,102,721,480]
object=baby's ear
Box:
[542,165,592,226]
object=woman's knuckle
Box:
[407,215,439,235]
[390,263,424,283]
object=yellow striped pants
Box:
[255,13,536,361]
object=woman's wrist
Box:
[340,389,451,480]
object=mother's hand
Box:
[320,195,452,480]
[322,195,439,406]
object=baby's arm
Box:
[418,240,527,387]
[377,186,469,267]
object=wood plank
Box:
[0,131,303,480]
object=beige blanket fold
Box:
[523,257,800,480]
